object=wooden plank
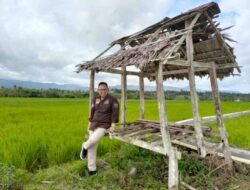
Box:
[121,65,127,128]
[139,75,145,119]
[176,110,250,125]
[149,63,237,77]
[186,18,207,157]
[101,69,140,76]
[125,128,156,137]
[209,62,233,170]
[166,59,211,68]
[113,124,144,135]
[172,139,250,165]
[151,139,163,146]
[89,70,95,117]
[113,136,166,155]
[136,132,161,140]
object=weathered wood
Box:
[176,110,250,125]
[93,44,114,61]
[165,59,212,68]
[204,11,240,73]
[168,147,180,190]
[156,60,179,189]
[186,18,207,157]
[209,62,233,170]
[172,138,250,165]
[156,62,172,155]
[89,70,95,117]
[114,126,145,136]
[102,69,140,76]
[139,75,145,119]
[121,65,127,128]
[181,181,197,190]
[136,132,161,140]
[125,128,157,137]
[113,135,166,155]
[151,139,163,146]
[149,63,237,77]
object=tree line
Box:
[1,86,250,102]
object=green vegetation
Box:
[1,86,250,101]
[0,98,250,189]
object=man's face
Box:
[98,84,109,98]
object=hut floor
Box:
[112,119,250,165]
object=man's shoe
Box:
[88,170,97,176]
[80,146,88,160]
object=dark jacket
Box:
[89,94,119,131]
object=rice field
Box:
[0,97,250,171]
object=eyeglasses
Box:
[98,88,108,91]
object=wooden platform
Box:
[112,120,250,165]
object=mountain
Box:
[0,78,87,91]
[0,79,184,91]
[0,78,242,93]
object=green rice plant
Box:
[0,97,250,172]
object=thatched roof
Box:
[76,2,238,80]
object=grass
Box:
[0,97,250,189]
[1,98,250,170]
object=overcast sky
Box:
[0,0,249,93]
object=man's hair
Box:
[98,82,108,88]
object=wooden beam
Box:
[165,60,212,68]
[186,18,207,157]
[168,147,180,190]
[100,68,140,76]
[204,11,241,73]
[121,66,127,128]
[149,63,237,77]
[139,75,145,119]
[172,138,250,165]
[156,61,180,190]
[113,136,166,155]
[176,110,250,125]
[89,70,95,117]
[92,44,115,61]
[209,62,233,170]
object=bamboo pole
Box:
[209,62,233,171]
[156,62,179,189]
[89,70,95,117]
[139,74,145,119]
[185,17,206,157]
[121,65,127,128]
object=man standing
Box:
[80,82,119,175]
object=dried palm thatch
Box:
[76,2,238,80]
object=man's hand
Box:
[107,123,116,133]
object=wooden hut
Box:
[76,2,249,189]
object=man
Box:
[80,81,119,175]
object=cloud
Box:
[0,0,249,92]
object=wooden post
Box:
[121,65,127,128]
[139,74,144,119]
[168,147,179,190]
[209,62,233,171]
[185,19,206,157]
[156,61,178,190]
[89,70,95,117]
